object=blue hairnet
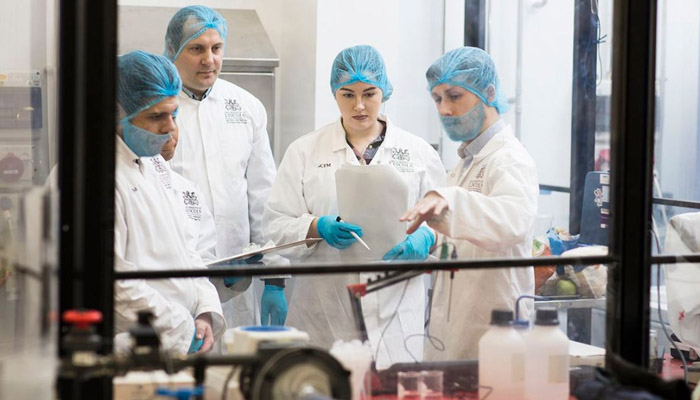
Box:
[164,5,228,61]
[117,50,182,120]
[426,47,509,114]
[330,45,393,102]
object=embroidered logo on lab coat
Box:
[468,165,486,192]
[224,98,249,124]
[150,158,172,189]
[182,191,202,221]
[389,148,415,173]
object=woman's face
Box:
[430,84,480,116]
[335,81,383,134]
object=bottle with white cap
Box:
[478,309,526,400]
[524,307,570,400]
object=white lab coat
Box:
[664,212,700,350]
[263,115,446,369]
[142,156,252,301]
[424,124,538,361]
[114,137,225,355]
[170,78,277,327]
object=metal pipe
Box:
[114,255,615,280]
[539,184,572,193]
[652,254,700,264]
[515,0,525,139]
[652,197,700,210]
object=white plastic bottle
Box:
[524,308,570,400]
[479,309,526,400]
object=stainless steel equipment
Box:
[118,7,279,152]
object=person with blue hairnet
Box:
[113,50,225,355]
[401,47,538,360]
[263,45,446,368]
[164,6,286,328]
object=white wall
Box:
[253,0,318,159]
[656,0,700,201]
[440,0,466,170]
[313,0,444,151]
[0,1,32,71]
[314,0,401,129]
[487,0,576,230]
[391,0,445,146]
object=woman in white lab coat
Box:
[401,47,539,360]
[263,45,446,368]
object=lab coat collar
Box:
[330,114,395,152]
[178,78,221,104]
[181,85,212,101]
[116,135,140,167]
[471,123,513,162]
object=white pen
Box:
[336,216,371,251]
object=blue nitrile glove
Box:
[260,283,288,325]
[222,254,263,287]
[316,215,363,249]
[383,226,435,261]
[187,326,203,354]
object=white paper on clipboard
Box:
[335,164,409,262]
[205,238,322,267]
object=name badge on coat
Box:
[224,98,249,124]
[467,165,486,193]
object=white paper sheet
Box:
[335,164,409,262]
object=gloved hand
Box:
[187,326,203,354]
[316,215,363,249]
[260,284,288,325]
[223,254,263,287]
[382,226,435,261]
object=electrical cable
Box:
[402,333,445,364]
[582,0,608,94]
[221,367,236,400]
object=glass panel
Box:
[651,263,700,380]
[112,2,612,385]
[652,0,700,256]
[0,0,59,396]
[650,0,700,383]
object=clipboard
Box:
[205,238,323,267]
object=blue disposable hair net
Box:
[117,50,182,120]
[164,5,228,61]
[426,46,509,114]
[330,45,393,102]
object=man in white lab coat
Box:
[114,51,225,355]
[401,47,538,360]
[164,6,285,327]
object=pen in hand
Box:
[336,216,371,251]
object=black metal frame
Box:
[464,0,486,49]
[570,0,600,235]
[115,255,614,280]
[57,0,117,397]
[54,0,686,397]
[606,0,657,366]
